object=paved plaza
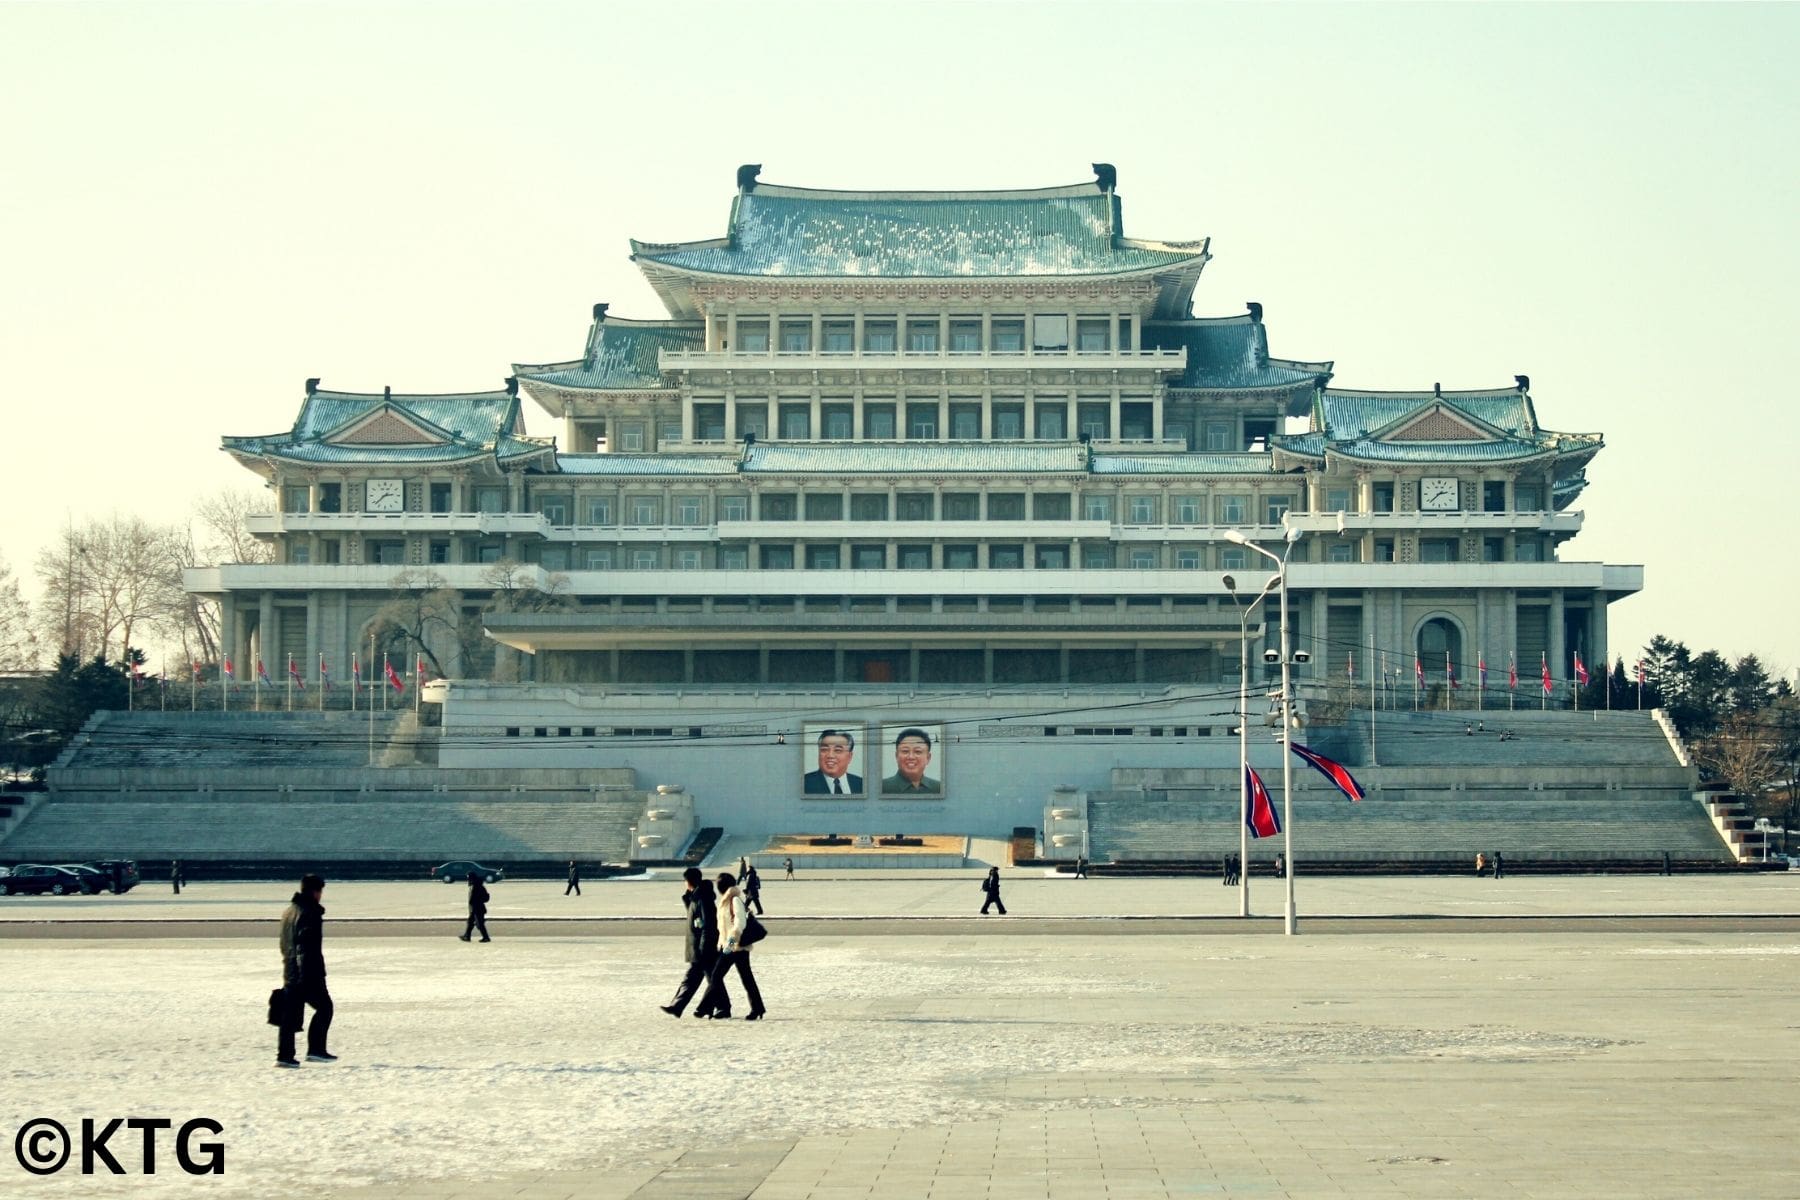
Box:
[2,874,1796,1198]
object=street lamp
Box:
[1224,526,1303,935]
[1222,571,1279,918]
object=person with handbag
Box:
[661,867,727,1018]
[697,870,766,1021]
[980,866,1006,915]
[275,872,334,1068]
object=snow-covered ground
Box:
[0,930,1695,1199]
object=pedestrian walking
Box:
[565,860,581,897]
[980,866,1007,915]
[1221,854,1231,886]
[1075,855,1088,879]
[697,871,765,1020]
[459,871,491,942]
[783,856,794,881]
[1492,850,1504,880]
[1475,852,1486,878]
[1226,852,1239,886]
[661,867,725,1018]
[743,864,764,915]
[1273,852,1285,879]
[275,872,335,1068]
[171,858,184,895]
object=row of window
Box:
[729,315,1133,356]
[533,492,1299,526]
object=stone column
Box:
[1549,588,1567,685]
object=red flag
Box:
[384,658,405,694]
[415,655,427,685]
[1574,651,1589,687]
[1478,654,1488,689]
[1540,653,1552,695]
[1289,742,1366,802]
[223,656,235,680]
[256,658,272,685]
[1413,655,1425,688]
[1446,650,1459,689]
[288,655,306,691]
[192,660,203,681]
[352,653,361,683]
[1346,651,1354,683]
[1508,654,1518,691]
[319,655,332,692]
[1245,765,1281,838]
[1636,659,1645,686]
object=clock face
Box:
[366,479,404,512]
[1420,477,1459,511]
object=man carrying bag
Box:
[275,873,336,1068]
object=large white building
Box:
[184,166,1641,833]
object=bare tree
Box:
[193,486,275,565]
[368,571,479,680]
[1695,711,1783,803]
[0,552,36,670]
[35,515,187,664]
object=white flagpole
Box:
[285,653,293,712]
[318,653,326,712]
[367,634,376,765]
[1368,629,1378,767]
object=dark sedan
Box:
[0,865,96,896]
[431,861,505,884]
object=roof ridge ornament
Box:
[1515,374,1530,393]
[305,378,319,396]
[1246,301,1262,323]
[384,385,392,401]
[736,163,762,193]
[505,376,518,397]
[1092,163,1117,192]
[1433,382,1442,398]
[593,302,609,322]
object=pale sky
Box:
[2,1,1796,675]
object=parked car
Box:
[0,865,95,896]
[56,864,110,894]
[431,861,504,884]
[82,860,140,893]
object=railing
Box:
[1283,510,1582,534]
[660,347,1187,370]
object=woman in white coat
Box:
[698,871,766,1020]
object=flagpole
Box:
[367,634,376,766]
[414,655,422,715]
[318,654,326,712]
[1604,660,1611,711]
[351,653,358,713]
[285,653,293,712]
[1509,653,1515,711]
[1540,652,1547,711]
[191,664,196,711]
[1444,650,1452,712]
[1368,629,1378,767]
[222,656,229,712]
[1573,654,1581,713]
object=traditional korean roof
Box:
[1143,315,1331,395]
[1090,452,1277,476]
[743,443,1088,475]
[631,174,1210,319]
[513,316,701,395]
[223,386,551,469]
[1273,385,1602,470]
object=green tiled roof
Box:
[632,183,1207,280]
[557,454,741,476]
[744,443,1087,475]
[1318,389,1534,439]
[515,319,702,391]
[1144,317,1330,391]
[1090,453,1276,476]
[225,389,548,466]
[1326,438,1554,464]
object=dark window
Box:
[805,545,840,569]
[759,544,795,570]
[849,493,888,521]
[943,493,980,521]
[944,544,979,569]
[896,492,933,521]
[761,493,797,521]
[898,544,932,570]
[1034,493,1071,520]
[804,493,843,521]
[990,544,1024,569]
[851,544,886,569]
[318,482,342,513]
[988,493,1026,521]
[1483,481,1507,513]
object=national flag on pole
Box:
[130,657,143,681]
[319,656,332,692]
[415,655,427,686]
[1346,651,1354,683]
[1447,651,1459,689]
[1245,765,1281,838]
[1540,653,1552,695]
[1509,654,1518,691]
[1574,651,1590,687]
[1289,742,1367,802]
[351,653,361,684]
[288,654,306,691]
[1478,654,1488,689]
[1636,659,1645,686]
[384,657,405,694]
[223,656,235,680]
[256,658,272,686]
[192,660,203,681]
[1414,654,1425,688]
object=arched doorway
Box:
[1416,616,1464,681]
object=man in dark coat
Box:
[743,864,764,915]
[661,867,726,1018]
[980,866,1006,915]
[565,860,581,897]
[277,873,334,1067]
[171,859,184,895]
[459,872,491,941]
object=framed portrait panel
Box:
[878,722,946,797]
[801,723,867,798]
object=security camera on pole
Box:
[1224,525,1304,935]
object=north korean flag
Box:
[1245,765,1281,838]
[1289,742,1367,802]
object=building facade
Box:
[184,167,1641,830]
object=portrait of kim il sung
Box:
[802,724,866,796]
[881,724,945,796]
